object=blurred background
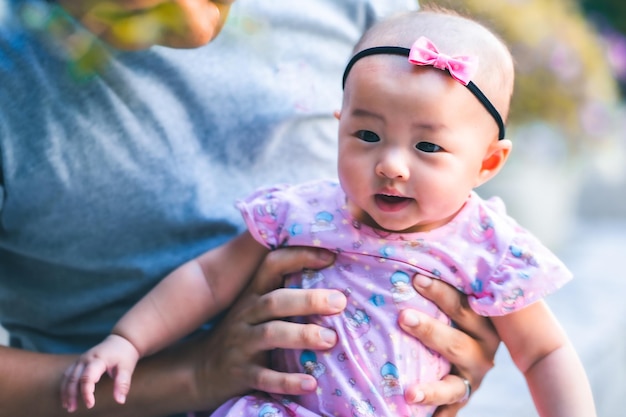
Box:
[3,0,626,415]
[421,1,626,416]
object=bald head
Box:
[353,8,515,121]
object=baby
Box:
[62,8,596,417]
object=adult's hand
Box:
[56,0,235,50]
[399,274,501,417]
[0,246,341,417]
[189,246,347,410]
[194,252,499,415]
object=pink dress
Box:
[210,179,571,417]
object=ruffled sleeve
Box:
[468,228,573,316]
[235,184,294,250]
[236,180,343,250]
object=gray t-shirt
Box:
[0,0,416,353]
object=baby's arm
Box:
[61,231,268,412]
[113,231,269,357]
[491,300,596,417]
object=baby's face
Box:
[337,55,507,233]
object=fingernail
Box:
[403,310,420,327]
[410,389,425,403]
[328,292,346,310]
[414,274,433,289]
[320,328,337,345]
[301,378,316,392]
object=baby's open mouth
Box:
[377,194,409,204]
[375,194,412,212]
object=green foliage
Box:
[580,0,626,35]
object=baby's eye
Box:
[355,130,380,143]
[415,142,443,153]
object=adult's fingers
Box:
[399,309,489,415]
[399,307,496,391]
[398,275,500,413]
[241,287,346,328]
[188,246,341,405]
[412,274,500,351]
[191,300,339,404]
[239,363,318,395]
[242,317,340,353]
[431,400,465,417]
[404,373,470,407]
[410,275,499,381]
[245,246,335,296]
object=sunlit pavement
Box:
[462,218,626,417]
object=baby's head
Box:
[337,8,515,233]
[351,7,515,126]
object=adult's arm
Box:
[0,247,342,417]
[0,247,499,417]
[0,341,200,417]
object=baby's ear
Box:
[475,139,512,187]
[333,110,341,120]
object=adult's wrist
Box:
[116,341,200,417]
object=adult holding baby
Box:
[0,1,498,416]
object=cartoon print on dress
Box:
[253,198,278,226]
[368,293,385,307]
[300,269,325,289]
[344,306,371,339]
[249,198,282,247]
[310,211,337,233]
[350,398,376,417]
[390,271,417,303]
[337,262,353,273]
[352,238,364,250]
[300,350,327,378]
[470,277,484,294]
[469,204,495,242]
[337,351,349,362]
[278,397,303,414]
[380,362,403,398]
[502,287,525,312]
[363,340,376,353]
[509,244,539,267]
[379,244,395,258]
[257,403,282,417]
[288,222,304,237]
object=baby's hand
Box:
[61,334,140,412]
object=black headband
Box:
[342,46,506,140]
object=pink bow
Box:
[407,36,478,85]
